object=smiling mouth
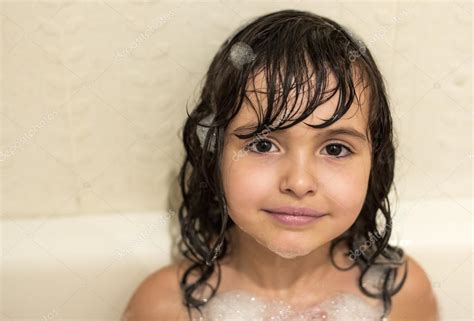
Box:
[263,207,327,218]
[263,210,327,226]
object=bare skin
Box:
[121,71,439,320]
[122,251,438,321]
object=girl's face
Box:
[221,73,372,259]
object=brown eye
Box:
[323,143,353,158]
[245,139,276,153]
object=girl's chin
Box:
[264,240,315,259]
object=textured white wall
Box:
[1,1,472,216]
[0,1,472,320]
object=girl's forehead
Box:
[229,104,369,144]
[228,70,370,138]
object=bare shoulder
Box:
[121,261,191,321]
[390,254,440,321]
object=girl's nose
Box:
[279,154,317,198]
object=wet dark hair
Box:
[177,9,407,321]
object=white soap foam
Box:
[228,42,256,69]
[200,290,386,321]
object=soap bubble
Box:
[228,42,256,69]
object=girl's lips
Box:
[264,206,326,217]
[264,210,327,226]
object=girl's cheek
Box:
[318,165,369,218]
[224,158,277,203]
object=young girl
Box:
[123,9,439,321]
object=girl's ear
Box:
[196,112,217,153]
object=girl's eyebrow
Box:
[313,127,368,142]
[232,123,259,134]
[233,123,367,142]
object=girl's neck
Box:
[222,225,344,301]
